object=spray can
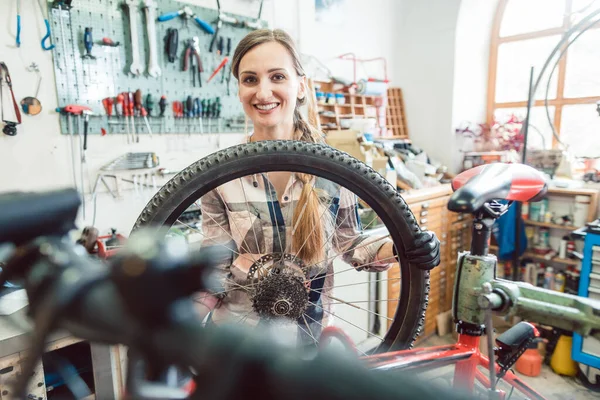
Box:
[554,272,566,292]
[559,236,568,259]
[544,267,555,290]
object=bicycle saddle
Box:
[0,188,80,245]
[448,163,547,214]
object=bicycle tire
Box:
[132,140,430,351]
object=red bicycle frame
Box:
[361,333,545,399]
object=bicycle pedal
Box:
[494,322,539,377]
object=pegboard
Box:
[49,0,263,135]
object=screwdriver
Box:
[102,97,114,134]
[135,89,153,138]
[121,93,131,144]
[128,92,138,142]
[146,94,154,117]
[159,96,167,117]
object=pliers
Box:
[157,6,215,35]
[183,37,203,87]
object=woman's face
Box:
[238,41,306,132]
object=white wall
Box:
[452,0,498,172]
[0,0,405,235]
[392,0,462,172]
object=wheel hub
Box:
[248,253,309,321]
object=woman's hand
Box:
[375,231,441,271]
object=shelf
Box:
[524,220,579,231]
[522,251,580,266]
[490,245,580,266]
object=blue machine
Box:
[572,222,600,368]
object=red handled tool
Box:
[206,57,228,83]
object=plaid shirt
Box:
[196,171,393,339]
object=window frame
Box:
[487,0,600,149]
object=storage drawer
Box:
[589,272,600,290]
[589,286,600,301]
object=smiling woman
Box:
[188,29,440,347]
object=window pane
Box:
[494,107,555,150]
[560,104,600,157]
[500,0,565,37]
[569,0,600,25]
[564,28,600,98]
[496,36,560,103]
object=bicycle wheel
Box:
[132,141,429,352]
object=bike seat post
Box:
[470,215,495,257]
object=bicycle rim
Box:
[132,141,429,352]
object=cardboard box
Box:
[325,130,363,160]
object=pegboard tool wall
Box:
[50,0,262,135]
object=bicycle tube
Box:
[132,141,430,350]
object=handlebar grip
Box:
[194,17,215,34]
[157,11,179,22]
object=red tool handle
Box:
[102,97,113,117]
[60,104,92,115]
[206,57,228,83]
[122,93,130,116]
[128,92,135,115]
[116,94,124,117]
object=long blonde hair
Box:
[232,29,325,265]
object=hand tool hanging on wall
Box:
[157,6,215,34]
[165,28,178,63]
[120,93,132,143]
[183,37,203,87]
[123,0,144,75]
[128,92,138,142]
[143,0,161,77]
[16,0,21,47]
[244,0,265,30]
[56,104,91,218]
[102,97,113,134]
[207,57,228,83]
[20,62,43,116]
[37,0,55,50]
[145,94,154,116]
[82,27,96,59]
[159,95,167,117]
[135,89,153,138]
[0,62,22,136]
[210,0,239,53]
[226,64,232,96]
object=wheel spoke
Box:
[308,301,384,342]
[303,312,368,357]
[173,218,255,265]
[265,173,285,255]
[292,183,342,262]
[220,184,258,264]
[328,276,400,290]
[299,314,319,346]
[311,291,393,322]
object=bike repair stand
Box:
[452,201,539,400]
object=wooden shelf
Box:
[522,251,580,266]
[524,220,579,231]
[490,245,580,266]
[312,79,386,133]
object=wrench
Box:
[125,0,144,75]
[144,0,161,77]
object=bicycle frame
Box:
[358,214,600,399]
[363,333,544,400]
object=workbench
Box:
[0,308,125,400]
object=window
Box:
[488,0,600,167]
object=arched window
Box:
[488,0,600,170]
